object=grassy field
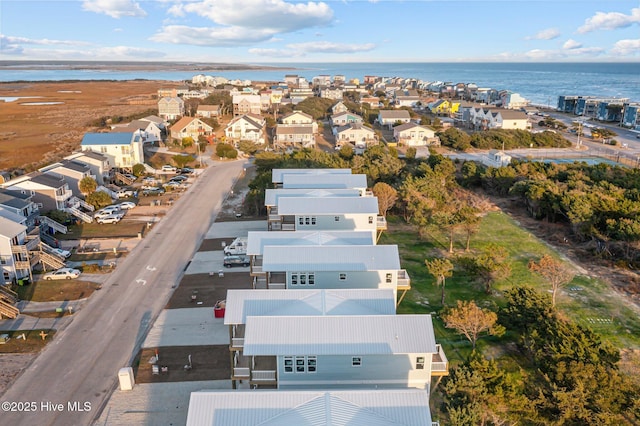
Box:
[382,211,640,365]
[15,279,101,302]
[58,221,148,239]
[0,330,57,354]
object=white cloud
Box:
[183,0,333,32]
[524,46,604,60]
[611,39,640,56]
[526,28,560,40]
[82,0,147,19]
[0,34,91,55]
[150,25,277,46]
[578,7,640,33]
[249,40,375,58]
[98,46,165,58]
[563,39,582,50]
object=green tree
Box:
[372,182,397,217]
[181,136,194,148]
[338,144,354,160]
[475,244,511,293]
[86,190,113,209]
[216,143,238,159]
[442,300,504,349]
[78,176,97,196]
[425,257,454,305]
[132,163,146,177]
[237,140,260,155]
[172,154,193,169]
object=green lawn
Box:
[58,221,148,239]
[15,279,101,302]
[383,211,640,365]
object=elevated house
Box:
[80,132,145,171]
[377,110,411,129]
[330,111,364,127]
[334,124,378,151]
[319,87,343,100]
[274,125,315,150]
[196,104,220,118]
[393,123,437,146]
[2,173,72,213]
[169,117,214,141]
[157,96,184,120]
[233,94,261,116]
[186,389,437,426]
[469,108,529,130]
[265,188,364,218]
[428,99,460,116]
[0,216,34,287]
[280,111,316,129]
[111,119,163,144]
[224,114,266,145]
[0,189,40,229]
[330,101,349,114]
[622,102,640,130]
[246,230,376,277]
[64,151,111,185]
[39,160,93,198]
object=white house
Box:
[170,117,214,141]
[265,188,363,216]
[272,168,352,186]
[224,114,266,144]
[393,123,437,146]
[39,160,93,198]
[469,108,529,130]
[2,173,73,212]
[111,119,163,144]
[330,111,364,127]
[274,125,316,149]
[80,132,145,170]
[378,110,411,129]
[281,173,368,192]
[0,216,33,284]
[233,94,261,116]
[334,124,378,150]
[64,151,111,185]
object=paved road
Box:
[0,159,245,426]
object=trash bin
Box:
[214,300,226,318]
[218,270,224,278]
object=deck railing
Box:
[432,344,449,375]
[252,370,276,382]
[397,269,411,290]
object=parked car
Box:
[161,165,177,172]
[142,187,165,196]
[94,206,121,219]
[178,167,194,174]
[142,176,159,184]
[163,181,182,189]
[169,175,188,182]
[123,173,137,181]
[116,189,135,199]
[118,201,136,210]
[223,255,250,268]
[43,268,81,280]
[49,247,71,258]
[96,213,123,224]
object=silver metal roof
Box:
[272,168,351,183]
[0,216,27,238]
[265,188,361,206]
[262,245,400,271]
[246,231,375,255]
[243,314,437,355]
[186,389,432,426]
[277,196,378,215]
[224,289,396,324]
[282,173,367,189]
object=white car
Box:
[50,247,71,258]
[96,213,123,224]
[118,201,136,210]
[116,189,134,199]
[43,268,81,280]
[161,165,177,172]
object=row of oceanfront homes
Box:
[184,167,446,425]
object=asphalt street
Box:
[0,159,246,426]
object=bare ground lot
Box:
[166,272,251,309]
[0,80,182,171]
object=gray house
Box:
[40,160,93,198]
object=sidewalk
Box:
[0,314,73,331]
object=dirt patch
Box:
[0,353,36,397]
[14,280,101,302]
[166,272,251,309]
[0,80,183,171]
[0,329,57,354]
[216,164,266,222]
[133,345,231,384]
[197,238,228,252]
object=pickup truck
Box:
[223,237,247,255]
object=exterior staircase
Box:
[38,244,66,271]
[38,216,67,234]
[115,171,135,185]
[142,163,156,174]
[66,196,93,223]
[0,286,19,319]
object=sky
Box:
[0,0,639,63]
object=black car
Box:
[223,255,249,268]
[178,167,194,174]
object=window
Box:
[352,357,362,367]
[334,216,340,222]
[284,357,293,373]
[339,273,347,281]
[416,356,425,370]
[307,356,317,373]
[296,357,305,372]
[300,274,306,285]
[299,217,304,225]
[305,217,310,225]
[308,274,315,285]
[386,273,392,283]
[291,274,298,285]
[368,216,374,224]
[311,217,316,225]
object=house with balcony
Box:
[281,111,316,128]
[271,168,352,187]
[233,94,261,116]
[64,151,111,185]
[80,132,145,171]
[169,117,214,141]
[266,196,383,235]
[622,102,640,130]
[196,104,220,119]
[246,230,376,277]
[500,91,529,110]
[40,160,93,198]
[186,389,438,426]
[331,101,348,114]
[224,288,397,388]
[330,111,364,127]
[334,124,378,150]
[393,123,437,146]
[111,119,163,144]
[377,110,411,129]
[0,189,40,229]
[1,173,73,213]
[274,125,316,149]
[241,314,446,390]
[469,108,529,130]
[0,217,34,287]
[319,87,343,100]
[158,96,184,120]
[224,114,266,145]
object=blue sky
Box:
[1,0,639,63]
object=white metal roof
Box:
[246,231,375,255]
[224,289,396,324]
[265,188,361,206]
[282,173,367,189]
[186,389,432,426]
[0,216,27,238]
[262,245,400,271]
[277,196,378,215]
[243,314,437,356]
[272,168,351,183]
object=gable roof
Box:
[224,289,396,324]
[378,110,411,120]
[186,389,433,426]
[275,125,314,135]
[276,196,378,215]
[282,110,313,120]
[81,132,134,146]
[262,244,400,272]
[272,168,351,184]
[227,114,264,129]
[335,123,375,134]
[393,122,433,133]
[171,116,212,133]
[0,190,31,209]
[243,314,436,355]
[0,216,26,238]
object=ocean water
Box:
[1,62,639,106]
